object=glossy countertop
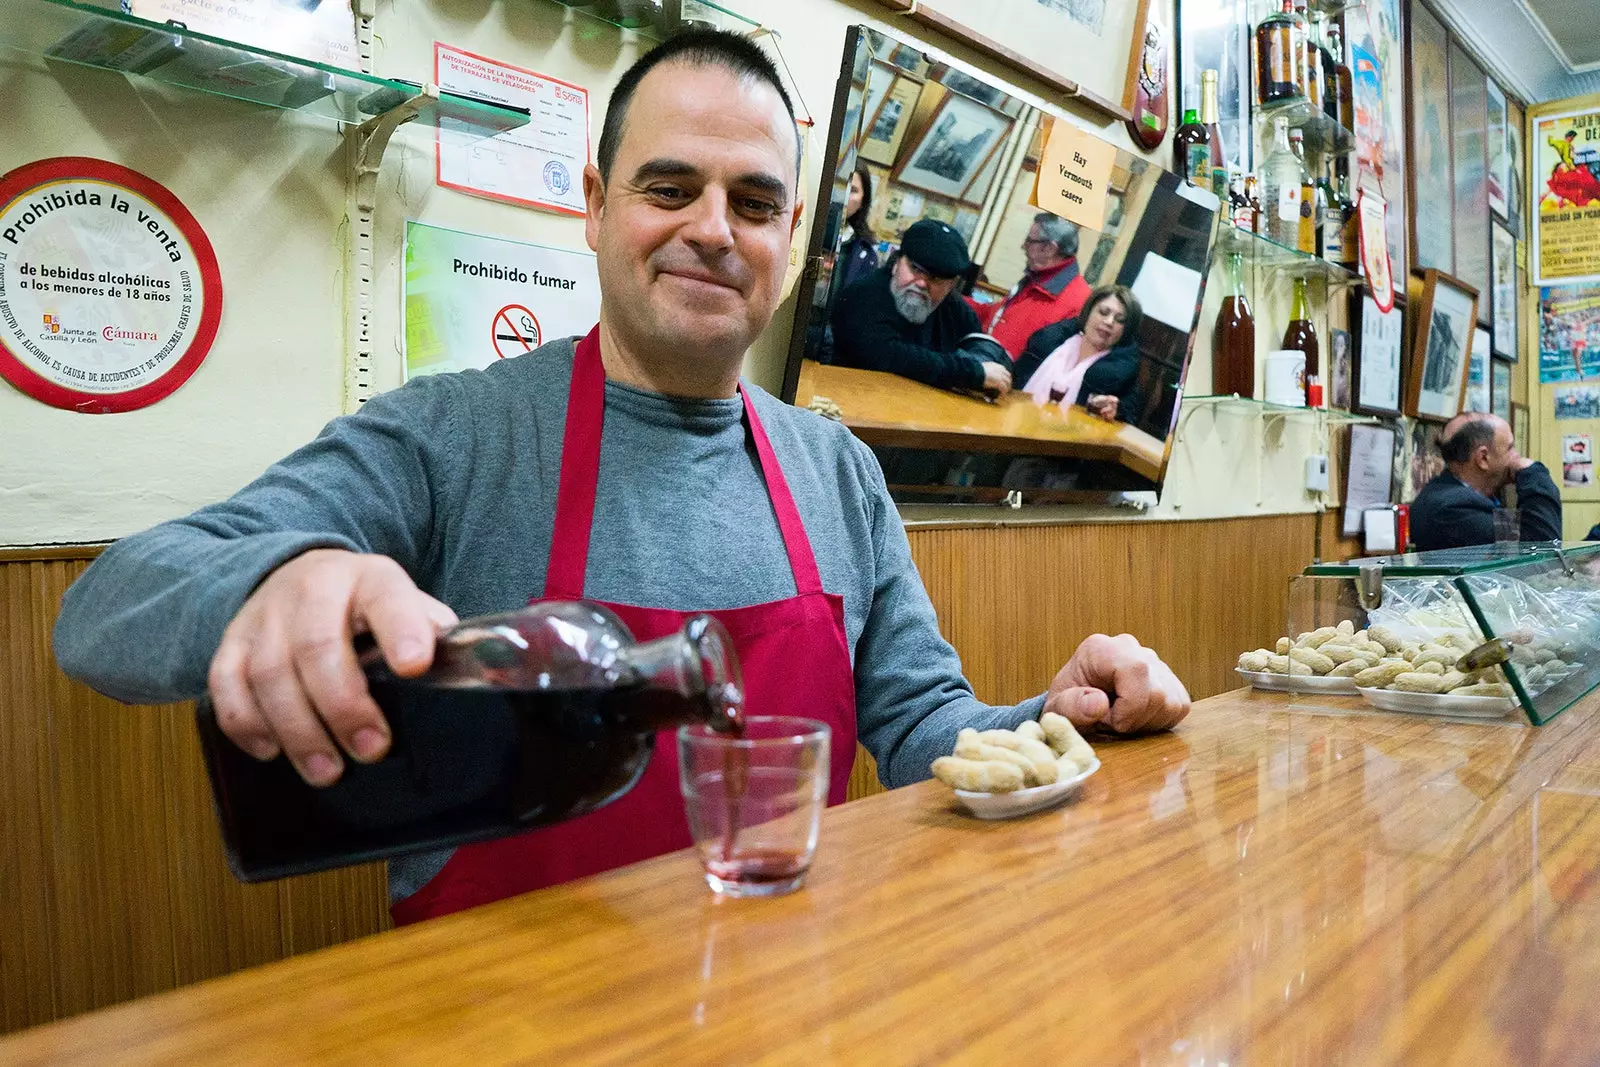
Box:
[795,359,1167,481]
[7,688,1600,1065]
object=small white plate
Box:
[952,757,1101,820]
[1236,668,1358,695]
[1356,686,1517,719]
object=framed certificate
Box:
[1352,292,1403,417]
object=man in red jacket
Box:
[981,212,1092,358]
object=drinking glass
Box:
[1493,508,1520,545]
[678,716,830,898]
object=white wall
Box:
[0,0,1329,544]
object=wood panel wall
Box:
[3,512,1322,1033]
[0,556,390,1036]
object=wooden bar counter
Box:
[8,687,1600,1065]
[795,360,1168,481]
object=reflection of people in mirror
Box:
[832,163,879,296]
[1410,413,1563,550]
[980,213,1091,358]
[1013,286,1144,423]
[830,219,1012,396]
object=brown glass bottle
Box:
[1255,0,1303,106]
[1297,3,1323,112]
[1328,25,1354,130]
[1213,250,1256,397]
[1281,276,1319,404]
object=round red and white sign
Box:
[0,157,222,413]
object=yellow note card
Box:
[1033,117,1116,232]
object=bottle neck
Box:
[1200,80,1219,125]
[1289,278,1310,317]
[620,615,744,734]
[1226,252,1246,294]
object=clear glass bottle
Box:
[198,602,745,881]
[1260,117,1305,248]
[1213,250,1256,398]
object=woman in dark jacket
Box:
[833,162,880,295]
[1014,285,1144,423]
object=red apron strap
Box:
[741,389,824,597]
[544,327,822,599]
[544,328,605,600]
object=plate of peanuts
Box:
[930,712,1099,819]
[1236,619,1388,694]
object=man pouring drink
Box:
[54,31,1190,923]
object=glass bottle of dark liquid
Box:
[1328,25,1355,130]
[1213,250,1256,397]
[1297,3,1323,113]
[1255,0,1304,106]
[1322,159,1357,268]
[1321,24,1341,122]
[1174,107,1209,185]
[1281,275,1319,403]
[196,602,744,882]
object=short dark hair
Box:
[1077,284,1143,341]
[596,29,798,184]
[1440,414,1498,464]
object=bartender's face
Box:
[584,62,803,360]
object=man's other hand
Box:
[1042,633,1191,734]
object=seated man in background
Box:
[831,219,1012,395]
[980,212,1091,359]
[1410,412,1562,551]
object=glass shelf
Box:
[4,0,530,136]
[1217,225,1363,290]
[1307,541,1599,577]
[1183,394,1378,423]
[550,0,760,40]
[1259,97,1355,155]
[1306,0,1366,16]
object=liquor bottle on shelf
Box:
[1320,23,1341,122]
[1200,68,1226,173]
[1255,0,1304,107]
[1336,165,1361,269]
[1297,3,1322,113]
[1175,108,1210,185]
[1321,159,1354,267]
[1260,116,1305,249]
[1228,171,1253,231]
[1213,250,1256,398]
[1328,25,1354,131]
[1245,173,1264,234]
[1288,130,1320,255]
[1281,276,1320,404]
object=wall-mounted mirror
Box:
[782,26,1219,506]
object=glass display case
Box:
[1272,543,1600,725]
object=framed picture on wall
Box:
[1353,291,1404,417]
[1449,42,1491,303]
[858,68,923,166]
[1407,1,1454,275]
[891,92,1013,205]
[1506,96,1526,236]
[1464,325,1492,413]
[1512,401,1530,457]
[877,0,1150,123]
[1491,221,1517,357]
[1486,78,1509,218]
[1407,269,1480,422]
[1492,356,1512,421]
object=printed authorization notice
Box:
[435,44,590,216]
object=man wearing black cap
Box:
[830,219,1013,395]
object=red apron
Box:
[390,329,858,924]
